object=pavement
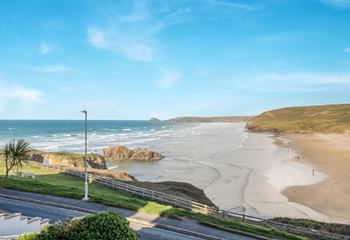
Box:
[0,189,259,240]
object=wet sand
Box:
[283,134,350,223]
[116,123,331,221]
[234,133,329,221]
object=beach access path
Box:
[0,189,258,240]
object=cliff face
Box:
[103,145,164,161]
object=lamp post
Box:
[81,109,89,201]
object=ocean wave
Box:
[2,121,246,156]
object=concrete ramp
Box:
[0,212,49,238]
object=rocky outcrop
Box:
[28,150,107,169]
[29,144,164,168]
[149,117,160,121]
[86,155,107,169]
[103,145,134,161]
[130,148,163,161]
[103,145,164,161]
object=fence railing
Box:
[31,162,349,240]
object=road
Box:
[0,189,259,240]
[0,196,203,240]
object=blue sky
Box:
[1,0,350,119]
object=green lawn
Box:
[0,162,306,240]
[0,163,170,215]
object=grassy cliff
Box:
[246,104,350,133]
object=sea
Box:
[0,120,180,153]
[0,120,274,214]
[0,120,247,187]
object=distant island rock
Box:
[103,144,164,161]
[169,116,252,122]
[149,117,160,121]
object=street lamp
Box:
[81,109,89,201]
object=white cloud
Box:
[344,47,350,53]
[158,71,181,88]
[0,86,42,111]
[87,28,106,48]
[88,27,154,61]
[201,0,258,11]
[40,41,55,55]
[87,1,192,62]
[321,0,350,7]
[34,65,70,73]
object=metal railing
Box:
[35,163,216,214]
[30,162,349,240]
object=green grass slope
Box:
[246,104,350,133]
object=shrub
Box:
[18,232,36,240]
[21,211,138,240]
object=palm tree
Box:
[3,139,31,179]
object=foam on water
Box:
[0,120,207,153]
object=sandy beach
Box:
[115,122,332,221]
[234,133,330,221]
[283,134,350,223]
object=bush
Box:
[20,211,138,240]
[18,232,36,240]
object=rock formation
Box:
[86,155,107,169]
[103,145,134,161]
[28,150,107,169]
[103,145,164,161]
[149,117,160,121]
[130,148,163,161]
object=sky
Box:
[1,0,350,120]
